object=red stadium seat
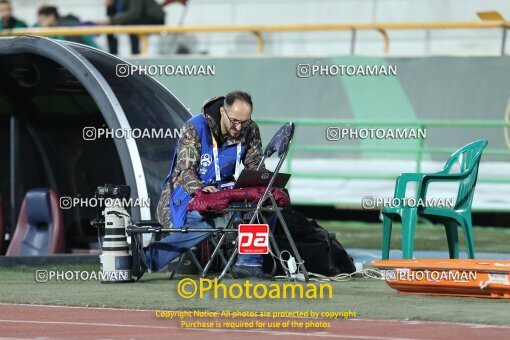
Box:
[6,189,65,256]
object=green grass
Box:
[1,265,509,325]
[1,221,509,326]
[320,220,510,253]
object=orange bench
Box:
[372,259,510,299]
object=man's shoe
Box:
[232,265,272,280]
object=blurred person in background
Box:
[100,0,188,55]
[37,5,99,48]
[0,0,27,31]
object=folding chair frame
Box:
[126,221,239,278]
[204,122,309,281]
[169,212,242,279]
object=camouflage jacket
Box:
[156,96,266,227]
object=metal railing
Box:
[256,118,510,209]
[1,18,509,55]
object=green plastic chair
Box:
[381,139,488,260]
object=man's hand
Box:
[201,186,218,193]
[96,19,111,25]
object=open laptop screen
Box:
[233,169,291,189]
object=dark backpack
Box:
[264,208,355,276]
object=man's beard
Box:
[230,129,240,137]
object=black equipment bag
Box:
[264,208,355,276]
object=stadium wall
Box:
[128,55,510,160]
[123,55,510,210]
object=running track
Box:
[0,304,509,339]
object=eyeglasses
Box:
[223,107,252,128]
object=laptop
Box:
[232,169,291,189]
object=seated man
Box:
[0,0,27,31]
[145,90,271,279]
[36,6,99,48]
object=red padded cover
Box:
[188,187,290,212]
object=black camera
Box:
[91,184,132,228]
[95,184,131,200]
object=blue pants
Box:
[145,210,275,271]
